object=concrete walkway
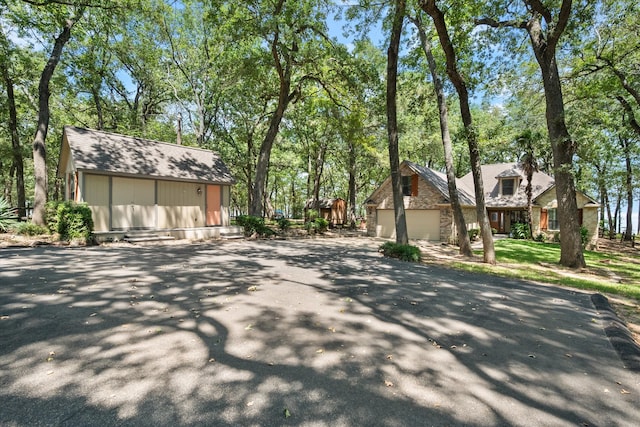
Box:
[1,238,639,426]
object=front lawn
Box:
[451,239,640,300]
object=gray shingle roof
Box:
[304,198,342,209]
[404,161,476,206]
[496,167,522,178]
[459,162,554,208]
[62,126,234,184]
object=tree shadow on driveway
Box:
[1,238,639,426]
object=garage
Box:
[59,126,235,232]
[376,209,441,241]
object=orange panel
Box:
[206,185,221,226]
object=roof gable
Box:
[60,126,234,184]
[406,161,476,206]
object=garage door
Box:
[376,209,440,241]
[112,177,156,229]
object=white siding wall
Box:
[83,174,110,232]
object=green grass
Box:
[449,239,640,300]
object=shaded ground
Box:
[1,238,639,426]
[413,237,640,346]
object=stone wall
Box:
[532,189,599,248]
[582,207,599,249]
[366,164,462,242]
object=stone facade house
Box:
[366,160,599,247]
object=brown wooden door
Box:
[489,210,505,233]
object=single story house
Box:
[365,160,599,247]
[57,126,236,239]
[304,198,348,227]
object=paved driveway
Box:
[1,238,639,426]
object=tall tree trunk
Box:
[613,196,621,235]
[0,39,26,218]
[249,28,294,217]
[637,195,640,236]
[312,141,328,211]
[411,13,471,256]
[519,2,584,267]
[4,161,15,202]
[477,1,584,267]
[606,191,614,239]
[537,57,585,267]
[387,0,408,245]
[32,8,85,226]
[617,95,639,239]
[596,164,605,234]
[620,135,634,241]
[348,139,357,229]
[421,0,495,263]
[526,170,534,237]
[246,132,254,214]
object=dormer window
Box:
[501,178,515,196]
[496,166,522,197]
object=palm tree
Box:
[517,130,541,239]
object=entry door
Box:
[206,185,221,226]
[490,211,505,233]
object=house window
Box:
[401,176,412,196]
[67,173,75,201]
[548,208,559,230]
[501,178,515,196]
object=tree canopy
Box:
[1,0,638,265]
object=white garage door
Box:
[376,209,440,241]
[112,177,156,229]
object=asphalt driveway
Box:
[1,238,639,426]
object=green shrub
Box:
[0,196,18,232]
[491,227,497,235]
[510,222,531,240]
[468,228,480,241]
[14,222,49,236]
[304,220,314,234]
[314,217,328,233]
[47,201,94,242]
[306,209,319,221]
[378,242,421,262]
[580,225,589,247]
[277,217,291,231]
[553,232,561,243]
[236,215,274,237]
[534,233,546,243]
[305,217,329,234]
[45,201,60,233]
